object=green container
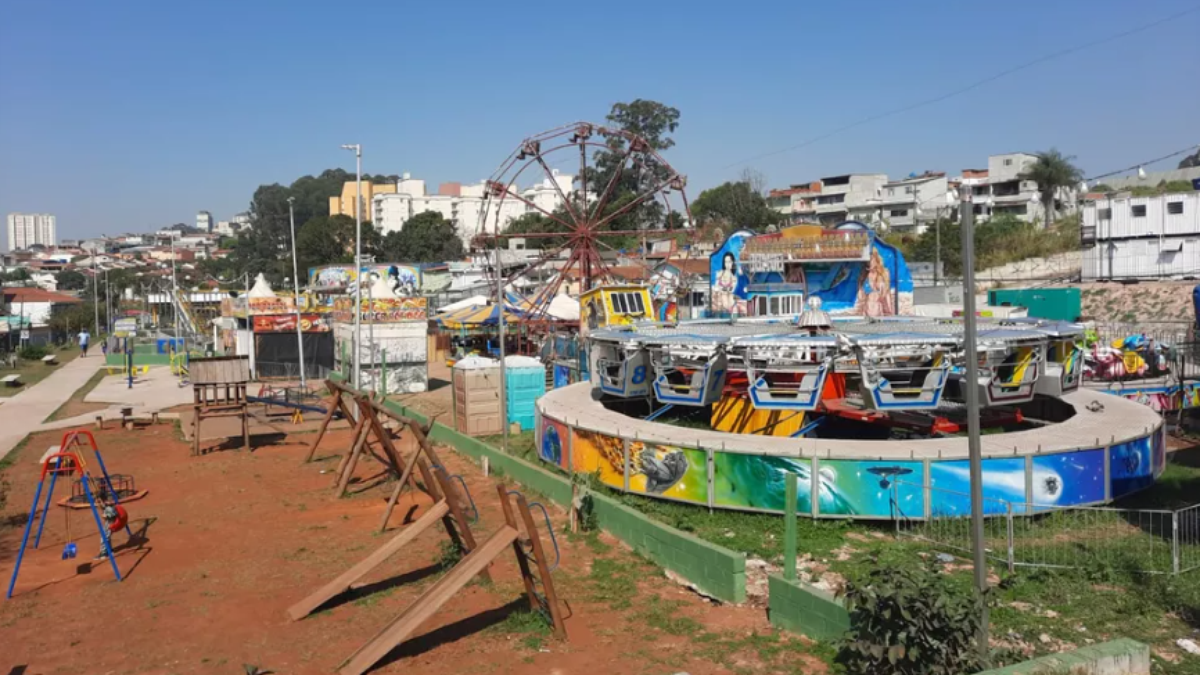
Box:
[987,288,1081,321]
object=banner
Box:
[329,296,427,323]
[252,313,332,333]
[248,297,297,315]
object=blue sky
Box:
[1,0,1197,244]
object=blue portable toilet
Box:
[504,355,546,432]
[1192,285,1200,328]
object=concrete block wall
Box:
[767,574,850,641]
[380,396,747,603]
[973,638,1149,675]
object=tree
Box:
[690,181,785,233]
[1019,148,1083,226]
[587,100,682,238]
[503,212,567,249]
[295,215,380,272]
[379,211,465,263]
[56,270,87,291]
[1180,148,1200,169]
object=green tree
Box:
[1159,179,1195,194]
[1180,148,1200,169]
[587,100,681,242]
[56,270,87,291]
[502,212,572,249]
[690,181,785,232]
[295,215,380,271]
[1,268,31,283]
[379,211,465,263]
[1019,148,1083,225]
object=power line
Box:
[722,5,1200,171]
[1085,143,1200,183]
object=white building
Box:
[373,170,577,248]
[964,153,1077,226]
[810,174,888,226]
[7,213,56,251]
[1082,192,1200,280]
[196,210,214,233]
[877,173,954,234]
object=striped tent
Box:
[436,303,526,329]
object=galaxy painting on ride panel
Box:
[1110,436,1156,499]
[707,224,914,318]
[539,417,570,470]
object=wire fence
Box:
[894,481,1200,576]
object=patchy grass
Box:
[489,608,553,651]
[478,431,536,463]
[0,346,81,397]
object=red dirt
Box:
[1,421,826,675]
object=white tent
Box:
[545,293,580,321]
[247,273,277,298]
[438,295,490,314]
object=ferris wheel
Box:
[474,122,702,323]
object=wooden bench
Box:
[2,374,22,387]
[42,354,58,365]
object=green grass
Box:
[43,367,107,422]
[478,431,536,462]
[0,346,80,397]
[489,608,553,651]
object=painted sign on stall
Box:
[248,296,297,315]
[309,264,422,296]
[328,296,428,323]
[252,314,331,333]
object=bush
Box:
[18,345,48,361]
[837,558,984,675]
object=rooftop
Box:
[2,287,83,304]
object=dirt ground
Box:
[0,415,826,675]
[1074,280,1197,324]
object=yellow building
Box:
[328,181,397,218]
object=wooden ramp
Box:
[336,483,567,675]
[338,525,520,675]
[287,500,450,621]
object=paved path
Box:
[0,354,104,460]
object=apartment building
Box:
[877,172,955,234]
[964,153,1077,225]
[7,213,56,251]
[373,170,578,247]
[768,181,821,223]
[329,180,397,219]
[809,174,888,226]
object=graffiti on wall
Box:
[1029,449,1106,510]
[570,428,624,489]
[929,457,1027,516]
[628,443,707,502]
[539,417,570,470]
[708,224,914,318]
[1111,436,1154,498]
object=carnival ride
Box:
[473,122,704,328]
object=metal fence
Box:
[1089,321,1194,349]
[894,481,1200,576]
[255,360,331,381]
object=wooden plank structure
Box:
[189,356,251,456]
[303,380,362,463]
[338,484,567,675]
[286,460,486,621]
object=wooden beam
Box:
[338,525,520,675]
[286,500,451,621]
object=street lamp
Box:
[341,143,363,390]
[287,197,307,389]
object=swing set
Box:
[6,430,134,599]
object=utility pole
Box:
[287,197,307,388]
[341,143,363,390]
[935,206,942,286]
[959,184,989,663]
[91,243,99,334]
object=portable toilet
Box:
[452,356,503,436]
[504,355,547,432]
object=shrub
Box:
[18,345,48,361]
[837,558,983,675]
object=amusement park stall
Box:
[311,263,430,394]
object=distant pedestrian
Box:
[77,329,90,357]
[101,339,108,357]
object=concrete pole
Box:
[287,197,307,388]
[959,184,989,662]
[784,472,797,580]
[354,145,363,390]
